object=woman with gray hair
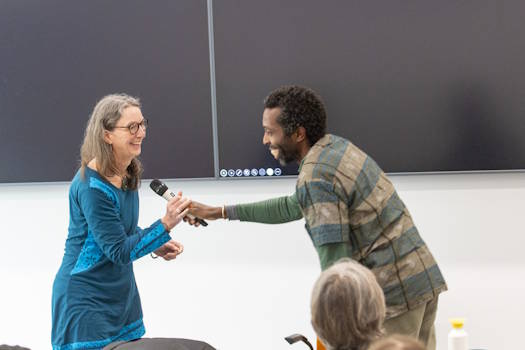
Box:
[311,258,386,350]
[51,94,193,350]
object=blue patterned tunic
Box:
[51,167,170,350]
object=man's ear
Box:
[294,126,307,143]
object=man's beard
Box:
[272,144,299,166]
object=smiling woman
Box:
[99,105,147,190]
[108,114,148,169]
[79,95,145,191]
[50,94,206,350]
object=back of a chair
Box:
[103,338,216,350]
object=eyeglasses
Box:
[113,118,148,135]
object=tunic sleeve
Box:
[80,184,170,265]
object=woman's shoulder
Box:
[70,166,98,188]
[71,167,120,205]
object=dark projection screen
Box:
[214,0,525,177]
[0,0,213,183]
[2,1,525,183]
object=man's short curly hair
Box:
[264,85,327,146]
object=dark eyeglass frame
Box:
[113,118,148,135]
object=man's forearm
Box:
[226,194,303,224]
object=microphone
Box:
[150,179,208,227]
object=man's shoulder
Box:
[305,133,360,158]
[300,134,366,179]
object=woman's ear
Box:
[103,130,112,145]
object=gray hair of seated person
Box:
[311,258,386,350]
[367,334,425,350]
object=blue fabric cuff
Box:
[130,220,170,261]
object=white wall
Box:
[1,173,524,350]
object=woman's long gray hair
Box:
[80,93,143,190]
[311,258,386,350]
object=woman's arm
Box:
[81,185,189,264]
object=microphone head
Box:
[150,179,168,196]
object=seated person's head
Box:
[311,258,386,350]
[367,334,425,350]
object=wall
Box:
[1,172,524,350]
